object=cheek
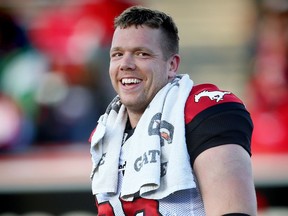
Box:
[109,63,116,79]
[149,72,168,94]
[108,65,118,88]
[152,65,169,83]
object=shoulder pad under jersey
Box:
[184,83,243,124]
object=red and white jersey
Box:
[92,83,253,216]
[95,134,205,215]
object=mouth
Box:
[121,78,142,86]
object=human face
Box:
[109,25,179,117]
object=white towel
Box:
[90,74,196,201]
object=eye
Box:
[136,51,150,57]
[110,52,123,58]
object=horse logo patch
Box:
[195,90,231,103]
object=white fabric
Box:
[90,74,196,201]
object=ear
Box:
[168,54,180,79]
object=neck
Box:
[127,110,143,128]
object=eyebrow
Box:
[110,46,154,54]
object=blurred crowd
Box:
[0,0,137,152]
[0,0,288,155]
[246,0,288,155]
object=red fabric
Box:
[184,84,243,124]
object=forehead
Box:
[111,25,163,51]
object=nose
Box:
[120,54,136,71]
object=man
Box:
[89,6,257,215]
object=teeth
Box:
[121,78,141,85]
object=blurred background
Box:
[0,0,287,215]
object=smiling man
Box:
[89,6,257,216]
[109,24,178,127]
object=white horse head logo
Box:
[195,90,231,102]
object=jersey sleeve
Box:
[185,84,253,166]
